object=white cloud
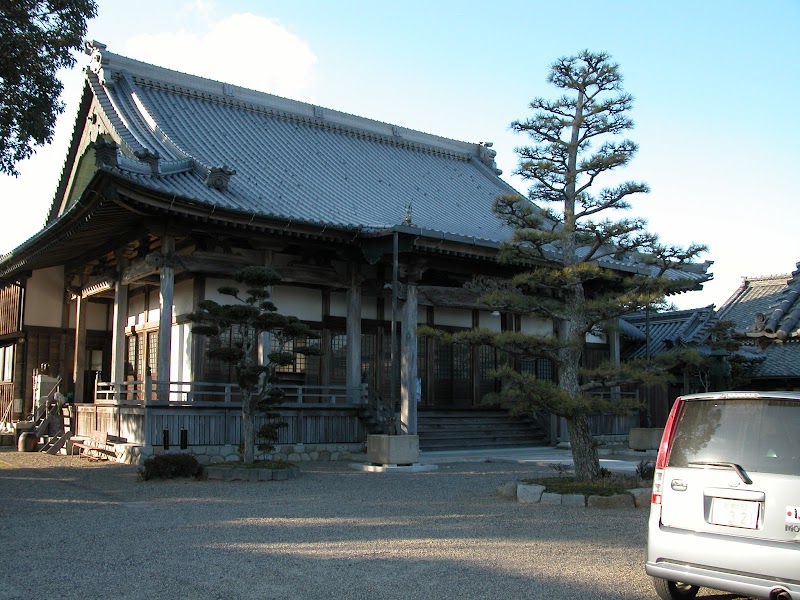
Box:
[124,12,317,99]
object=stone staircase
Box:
[417,408,549,451]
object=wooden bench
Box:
[73,431,117,461]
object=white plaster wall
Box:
[23,267,64,328]
[205,279,324,322]
[433,307,472,328]
[330,291,346,318]
[520,315,553,336]
[586,329,607,344]
[361,297,378,320]
[479,311,502,332]
[86,301,110,331]
[148,299,160,324]
[173,279,194,315]
[127,293,146,328]
[204,277,235,304]
[325,291,379,321]
[169,322,193,388]
[272,285,322,321]
[63,298,112,331]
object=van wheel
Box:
[651,577,700,599]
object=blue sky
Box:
[1,0,797,310]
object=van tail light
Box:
[652,397,685,505]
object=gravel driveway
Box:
[0,450,747,600]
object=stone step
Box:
[417,408,548,451]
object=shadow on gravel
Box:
[0,452,756,600]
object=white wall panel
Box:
[433,307,471,328]
[479,311,502,332]
[23,267,64,328]
[520,315,553,336]
[272,285,322,321]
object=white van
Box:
[646,391,800,600]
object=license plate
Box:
[709,497,760,529]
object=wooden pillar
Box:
[191,275,205,381]
[471,309,481,407]
[609,319,621,400]
[157,236,175,401]
[73,294,87,403]
[400,282,418,434]
[111,281,129,389]
[346,267,362,403]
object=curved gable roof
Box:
[75,43,519,244]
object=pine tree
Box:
[188,267,320,464]
[440,51,707,481]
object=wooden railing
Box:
[0,382,13,427]
[94,377,368,408]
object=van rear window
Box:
[668,398,800,476]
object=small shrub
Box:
[636,459,655,481]
[139,453,201,481]
[549,463,572,477]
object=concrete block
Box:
[516,484,546,503]
[628,487,652,508]
[561,494,586,506]
[496,482,519,500]
[367,434,420,465]
[540,492,562,504]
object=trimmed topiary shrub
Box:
[139,453,201,481]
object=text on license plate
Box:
[709,498,760,529]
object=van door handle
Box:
[671,479,687,491]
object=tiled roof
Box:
[81,44,519,244]
[748,341,800,378]
[717,266,800,341]
[36,43,705,286]
[620,306,718,359]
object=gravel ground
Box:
[0,450,747,600]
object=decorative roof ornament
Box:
[205,166,236,191]
[91,138,119,168]
[402,203,413,226]
[478,141,502,175]
[134,149,160,174]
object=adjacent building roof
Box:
[717,268,800,341]
[621,264,800,383]
[621,306,718,360]
[713,265,800,382]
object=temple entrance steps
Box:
[417,407,549,451]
